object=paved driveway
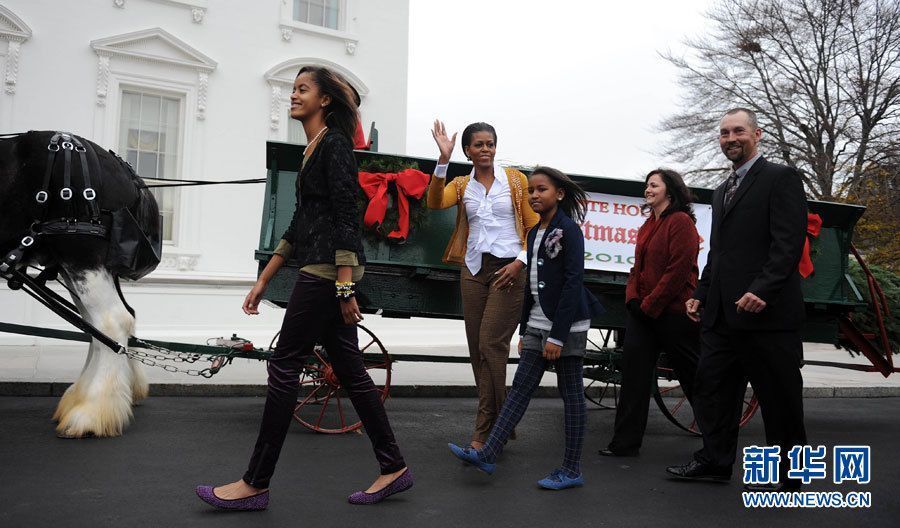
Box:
[1,396,896,527]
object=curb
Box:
[2,382,899,398]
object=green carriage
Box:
[256,142,889,434]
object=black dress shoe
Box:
[599,447,639,457]
[743,480,802,492]
[666,459,732,482]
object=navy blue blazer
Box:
[518,209,604,342]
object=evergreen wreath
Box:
[357,157,429,245]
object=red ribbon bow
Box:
[358,169,430,241]
[799,213,823,278]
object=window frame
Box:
[117,87,186,243]
[278,0,358,50]
[102,72,200,256]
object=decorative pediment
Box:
[91,28,217,71]
[0,6,32,42]
[90,28,216,118]
[264,58,368,132]
[1,6,31,95]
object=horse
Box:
[1,130,162,438]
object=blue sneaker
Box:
[448,443,495,475]
[537,469,584,490]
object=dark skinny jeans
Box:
[243,272,405,488]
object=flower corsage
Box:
[545,228,564,259]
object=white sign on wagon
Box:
[581,192,712,274]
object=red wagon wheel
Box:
[270,324,391,434]
[653,367,759,436]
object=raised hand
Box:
[431,119,457,164]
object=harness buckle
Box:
[48,143,60,152]
[35,191,48,203]
[83,188,96,200]
[66,219,78,233]
[60,188,73,200]
[61,142,74,151]
[75,145,87,153]
[21,236,34,247]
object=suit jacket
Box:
[518,209,604,342]
[694,156,807,331]
[281,131,366,267]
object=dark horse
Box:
[1,130,161,438]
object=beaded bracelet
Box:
[335,281,356,301]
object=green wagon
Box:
[255,142,893,434]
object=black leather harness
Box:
[1,132,110,276]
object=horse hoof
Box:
[56,430,96,439]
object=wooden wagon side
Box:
[256,142,891,434]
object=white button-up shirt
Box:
[462,165,526,275]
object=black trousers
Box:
[243,272,406,488]
[692,316,806,479]
[608,311,699,452]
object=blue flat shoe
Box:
[448,443,495,475]
[537,469,584,490]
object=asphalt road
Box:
[1,396,897,527]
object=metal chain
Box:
[119,337,242,378]
[19,269,237,378]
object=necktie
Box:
[724,171,740,207]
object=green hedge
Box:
[847,261,900,354]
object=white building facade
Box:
[0,0,410,352]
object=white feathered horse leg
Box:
[52,266,145,438]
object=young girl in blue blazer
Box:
[449,166,604,490]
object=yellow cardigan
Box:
[426,167,540,266]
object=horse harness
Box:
[1,132,113,276]
[0,132,154,362]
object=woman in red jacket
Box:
[600,169,701,457]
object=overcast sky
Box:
[405,0,716,181]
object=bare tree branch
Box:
[660,0,900,199]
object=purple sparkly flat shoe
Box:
[195,485,269,511]
[347,469,414,505]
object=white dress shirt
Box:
[463,166,527,275]
[434,163,526,275]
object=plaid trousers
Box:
[480,327,587,477]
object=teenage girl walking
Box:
[448,166,603,490]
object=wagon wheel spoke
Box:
[313,349,329,366]
[365,362,389,370]
[315,390,334,429]
[297,365,328,404]
[292,325,391,433]
[658,385,679,397]
[298,383,325,407]
[335,390,347,430]
[360,338,376,353]
[298,367,326,385]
